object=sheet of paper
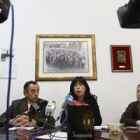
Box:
[35,132,67,140]
[0,48,18,78]
[9,127,34,131]
[125,126,138,129]
[94,125,108,131]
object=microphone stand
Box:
[46,112,51,125]
[29,112,32,123]
[21,112,38,129]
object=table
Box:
[1,127,140,140]
[94,128,140,140]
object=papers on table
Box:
[35,132,67,140]
[9,127,34,131]
[125,126,139,133]
[94,125,109,131]
[125,126,138,129]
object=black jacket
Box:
[60,95,102,126]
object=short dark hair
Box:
[23,81,38,92]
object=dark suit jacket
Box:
[0,98,55,126]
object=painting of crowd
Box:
[43,41,89,73]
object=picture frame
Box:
[110,45,133,72]
[35,35,97,81]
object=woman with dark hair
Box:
[60,76,102,126]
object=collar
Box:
[26,99,34,109]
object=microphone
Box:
[22,100,47,115]
[73,100,79,106]
[61,95,89,111]
[62,95,74,110]
[74,100,89,106]
[45,101,56,117]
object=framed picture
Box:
[110,45,133,72]
[35,35,97,81]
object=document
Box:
[94,125,109,131]
[125,126,138,129]
[35,132,67,140]
[0,48,18,78]
[9,127,34,131]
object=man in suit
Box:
[0,81,55,127]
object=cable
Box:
[9,114,23,125]
[7,116,67,140]
[7,113,66,139]
[30,117,67,139]
[6,4,14,140]
[47,117,67,139]
[46,116,60,128]
[8,114,58,136]
[7,116,48,138]
[29,118,48,139]
[9,121,42,137]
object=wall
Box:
[0,0,140,126]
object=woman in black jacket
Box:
[60,76,102,126]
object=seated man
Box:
[120,84,140,126]
[0,81,55,127]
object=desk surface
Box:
[1,127,140,140]
[94,129,140,140]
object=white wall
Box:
[0,0,140,126]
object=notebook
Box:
[67,106,94,140]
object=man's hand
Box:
[9,115,37,127]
